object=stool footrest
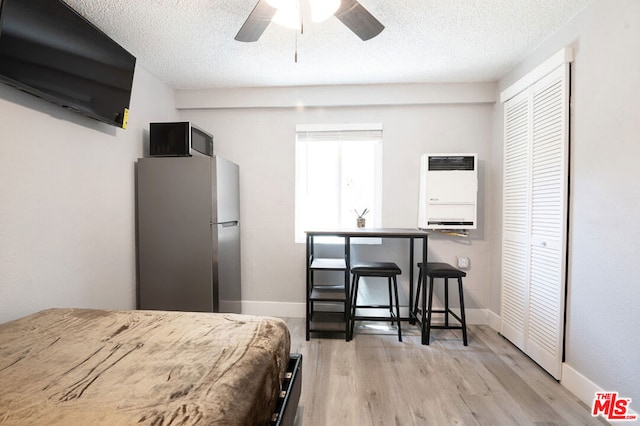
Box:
[353,314,399,322]
[353,304,394,309]
[427,309,464,324]
[429,324,464,330]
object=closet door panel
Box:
[501,90,531,349]
[527,65,569,379]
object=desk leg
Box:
[421,235,428,345]
[305,234,311,341]
[408,238,415,325]
[345,236,351,341]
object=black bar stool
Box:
[349,261,402,342]
[413,262,468,345]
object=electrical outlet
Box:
[457,256,470,269]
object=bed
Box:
[0,308,302,425]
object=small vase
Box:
[357,217,366,228]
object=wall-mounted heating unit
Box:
[418,153,478,230]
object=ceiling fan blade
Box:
[235,0,277,42]
[335,0,384,41]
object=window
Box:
[294,123,382,243]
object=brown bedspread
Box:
[0,308,290,425]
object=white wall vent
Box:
[418,153,478,230]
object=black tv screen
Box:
[0,0,136,128]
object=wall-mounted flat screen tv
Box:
[0,0,136,128]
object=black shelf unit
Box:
[305,235,351,340]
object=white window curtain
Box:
[294,123,383,243]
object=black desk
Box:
[305,228,429,342]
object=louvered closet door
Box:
[526,65,569,379]
[501,90,531,351]
[500,61,569,380]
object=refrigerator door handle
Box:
[219,221,239,227]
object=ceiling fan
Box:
[235,0,384,42]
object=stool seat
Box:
[419,262,467,278]
[351,261,402,275]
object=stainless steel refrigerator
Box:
[136,156,241,313]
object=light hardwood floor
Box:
[283,318,605,425]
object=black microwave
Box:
[149,122,214,157]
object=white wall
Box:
[1,0,634,409]
[495,0,640,406]
[0,66,178,323]
[177,84,497,320]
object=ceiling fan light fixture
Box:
[236,0,381,42]
[267,0,301,30]
[309,0,341,23]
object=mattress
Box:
[0,308,291,425]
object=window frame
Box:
[294,123,383,244]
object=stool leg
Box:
[387,277,395,326]
[392,275,402,342]
[413,267,422,318]
[444,278,449,327]
[349,274,360,340]
[421,272,426,344]
[350,273,357,308]
[425,275,435,345]
[458,277,468,346]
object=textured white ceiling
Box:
[63,0,593,89]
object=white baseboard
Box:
[241,301,306,318]
[561,363,638,423]
[561,363,601,407]
[447,308,490,325]
[241,301,497,326]
[486,310,502,331]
